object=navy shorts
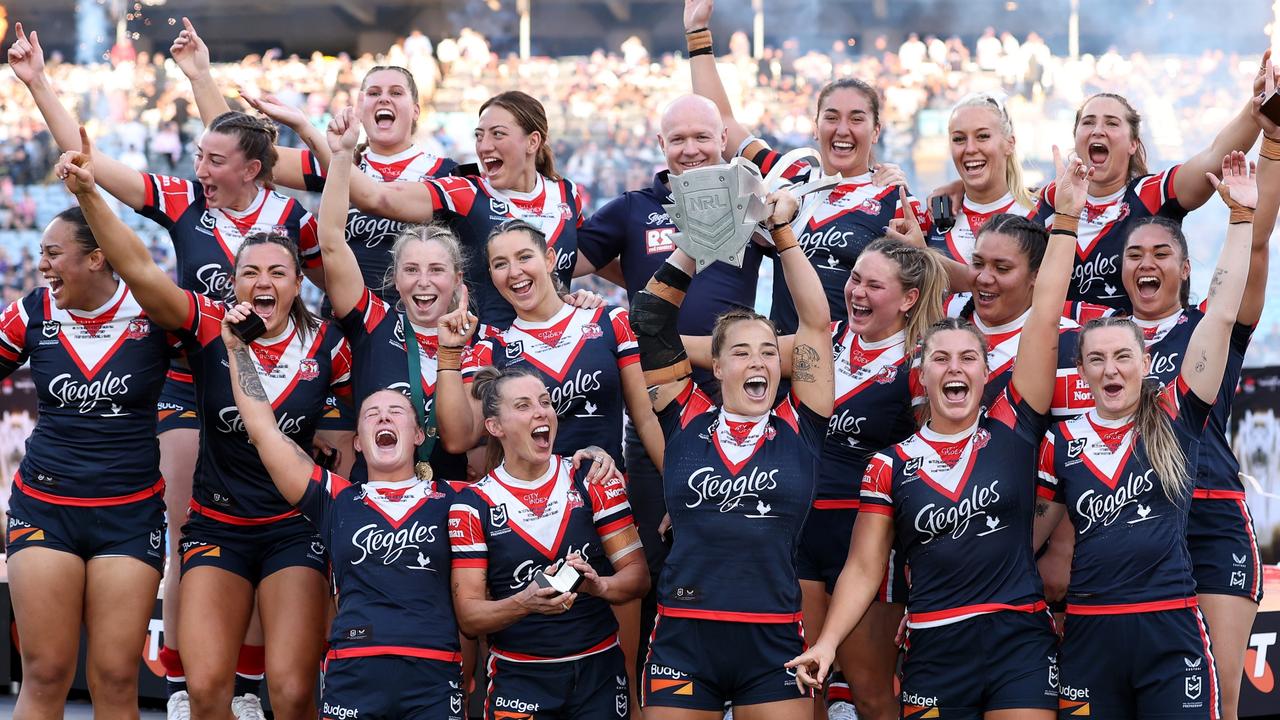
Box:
[317,392,356,433]
[1059,607,1219,719]
[1187,492,1263,602]
[797,505,908,601]
[156,370,199,433]
[642,614,814,710]
[323,654,464,720]
[901,609,1058,718]
[6,480,166,573]
[485,645,629,719]
[179,511,326,585]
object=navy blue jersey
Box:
[1038,378,1211,611]
[338,288,468,481]
[449,456,634,661]
[740,140,928,334]
[462,304,639,465]
[820,324,919,504]
[0,285,178,500]
[861,386,1050,627]
[1033,167,1186,314]
[928,193,1035,312]
[656,385,825,621]
[423,174,583,329]
[177,292,352,520]
[299,466,460,659]
[576,170,760,386]
[138,173,320,301]
[301,146,455,304]
[1134,306,1251,493]
[976,310,1094,418]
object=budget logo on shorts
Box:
[1185,675,1202,700]
[1067,438,1087,459]
[41,320,59,339]
[490,504,509,528]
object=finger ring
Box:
[593,456,602,463]
[561,602,570,610]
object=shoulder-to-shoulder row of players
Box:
[3,1,1279,718]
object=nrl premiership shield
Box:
[663,157,769,270]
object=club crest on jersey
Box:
[566,488,585,511]
[972,428,991,450]
[489,198,511,216]
[582,323,602,340]
[1067,438,1087,458]
[874,364,898,384]
[504,341,524,360]
[856,198,881,215]
[298,358,319,381]
[490,504,509,528]
[41,320,59,339]
[124,318,151,340]
[558,202,572,219]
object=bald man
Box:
[573,94,764,702]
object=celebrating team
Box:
[3,0,1279,717]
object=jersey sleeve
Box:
[1230,321,1254,356]
[894,188,933,236]
[448,495,488,569]
[587,474,634,538]
[461,339,496,384]
[655,381,716,441]
[779,391,829,456]
[1135,165,1185,216]
[296,465,348,538]
[1033,183,1056,227]
[0,293,32,377]
[607,307,640,369]
[575,194,628,270]
[1165,374,1214,436]
[566,179,585,229]
[1036,431,1062,503]
[175,291,226,349]
[738,138,815,186]
[329,331,354,394]
[336,288,388,343]
[138,172,198,229]
[423,176,480,219]
[299,149,328,193]
[991,383,1052,445]
[859,452,895,516]
[292,203,322,269]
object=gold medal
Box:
[415,461,434,482]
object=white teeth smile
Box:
[511,280,532,293]
[977,292,997,301]
[964,161,986,171]
[943,381,969,401]
[375,109,395,122]
[832,141,855,151]
[1137,277,1159,286]
[412,293,436,306]
[850,302,872,317]
[375,429,397,447]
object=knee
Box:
[185,670,234,714]
[86,662,140,703]
[19,652,75,694]
[266,674,318,718]
[850,687,899,720]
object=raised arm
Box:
[1172,51,1269,210]
[316,108,367,317]
[169,17,230,126]
[772,191,834,416]
[9,23,147,209]
[632,250,696,412]
[621,362,666,471]
[435,287,485,454]
[1011,148,1090,413]
[57,129,188,330]
[684,0,751,159]
[224,302,315,505]
[1239,62,1280,327]
[1183,152,1259,402]
[239,92,332,191]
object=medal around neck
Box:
[414,460,434,482]
[664,157,770,271]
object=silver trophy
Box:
[663,151,840,270]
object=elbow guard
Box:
[632,261,693,386]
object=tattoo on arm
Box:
[1207,267,1227,300]
[1195,350,1208,374]
[648,387,660,403]
[232,347,269,401]
[1035,501,1048,517]
[792,344,820,383]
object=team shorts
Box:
[6,479,166,572]
[179,511,326,585]
[1059,607,1219,719]
[485,645,629,719]
[797,505,908,601]
[157,370,199,433]
[1187,492,1263,602]
[323,654,465,720]
[901,609,1058,718]
[642,614,813,710]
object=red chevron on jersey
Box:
[479,175,574,250]
[359,146,448,183]
[468,458,581,560]
[937,193,1021,264]
[895,426,987,502]
[1059,413,1138,489]
[46,286,154,379]
[1132,309,1190,347]
[834,328,907,404]
[247,322,336,410]
[504,306,607,382]
[800,177,895,229]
